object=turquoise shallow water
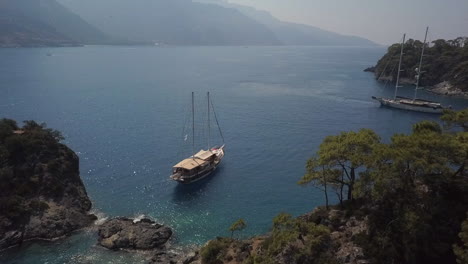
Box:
[1,46,468,263]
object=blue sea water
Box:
[1,45,468,263]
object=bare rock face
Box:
[24,201,96,241]
[429,81,468,97]
[148,247,200,264]
[97,217,172,250]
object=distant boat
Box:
[170,92,225,184]
[372,28,451,114]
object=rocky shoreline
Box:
[364,67,468,99]
[0,119,202,263]
[427,81,468,98]
[98,217,172,251]
[95,216,200,264]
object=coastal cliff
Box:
[0,119,96,250]
[366,37,468,96]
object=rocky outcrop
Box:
[150,250,200,264]
[97,216,202,264]
[197,207,369,264]
[0,143,97,249]
[429,81,468,98]
[302,208,369,264]
[0,120,96,250]
[375,75,414,85]
[325,211,369,264]
[97,217,172,250]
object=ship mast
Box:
[413,27,429,101]
[394,33,406,100]
[192,92,195,156]
[207,92,210,149]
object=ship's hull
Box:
[174,163,219,184]
[170,146,225,184]
[372,97,446,114]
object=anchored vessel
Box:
[170,92,225,184]
[372,28,451,114]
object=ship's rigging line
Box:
[176,93,224,160]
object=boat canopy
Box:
[194,150,215,160]
[173,158,208,170]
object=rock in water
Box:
[98,217,172,250]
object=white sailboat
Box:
[372,28,451,114]
[170,92,225,184]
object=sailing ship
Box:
[170,92,225,184]
[372,28,451,114]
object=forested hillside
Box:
[370,37,468,92]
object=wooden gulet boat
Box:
[372,28,451,114]
[170,92,225,184]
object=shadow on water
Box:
[171,167,225,203]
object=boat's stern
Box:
[170,172,187,183]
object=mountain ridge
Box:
[195,0,378,46]
[58,0,281,46]
[0,0,111,47]
[1,0,378,47]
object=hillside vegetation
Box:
[198,109,468,264]
[371,37,468,91]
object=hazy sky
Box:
[227,0,468,45]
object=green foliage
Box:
[0,118,17,144]
[412,120,443,134]
[357,124,468,262]
[454,214,468,264]
[229,218,247,238]
[47,159,61,172]
[29,200,50,213]
[298,109,468,263]
[247,213,334,264]
[299,129,380,205]
[374,37,468,91]
[442,109,468,131]
[299,110,468,264]
[0,118,68,233]
[0,195,28,221]
[200,238,234,264]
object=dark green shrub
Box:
[29,200,49,214]
[200,238,233,264]
[47,159,61,172]
[0,196,28,220]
